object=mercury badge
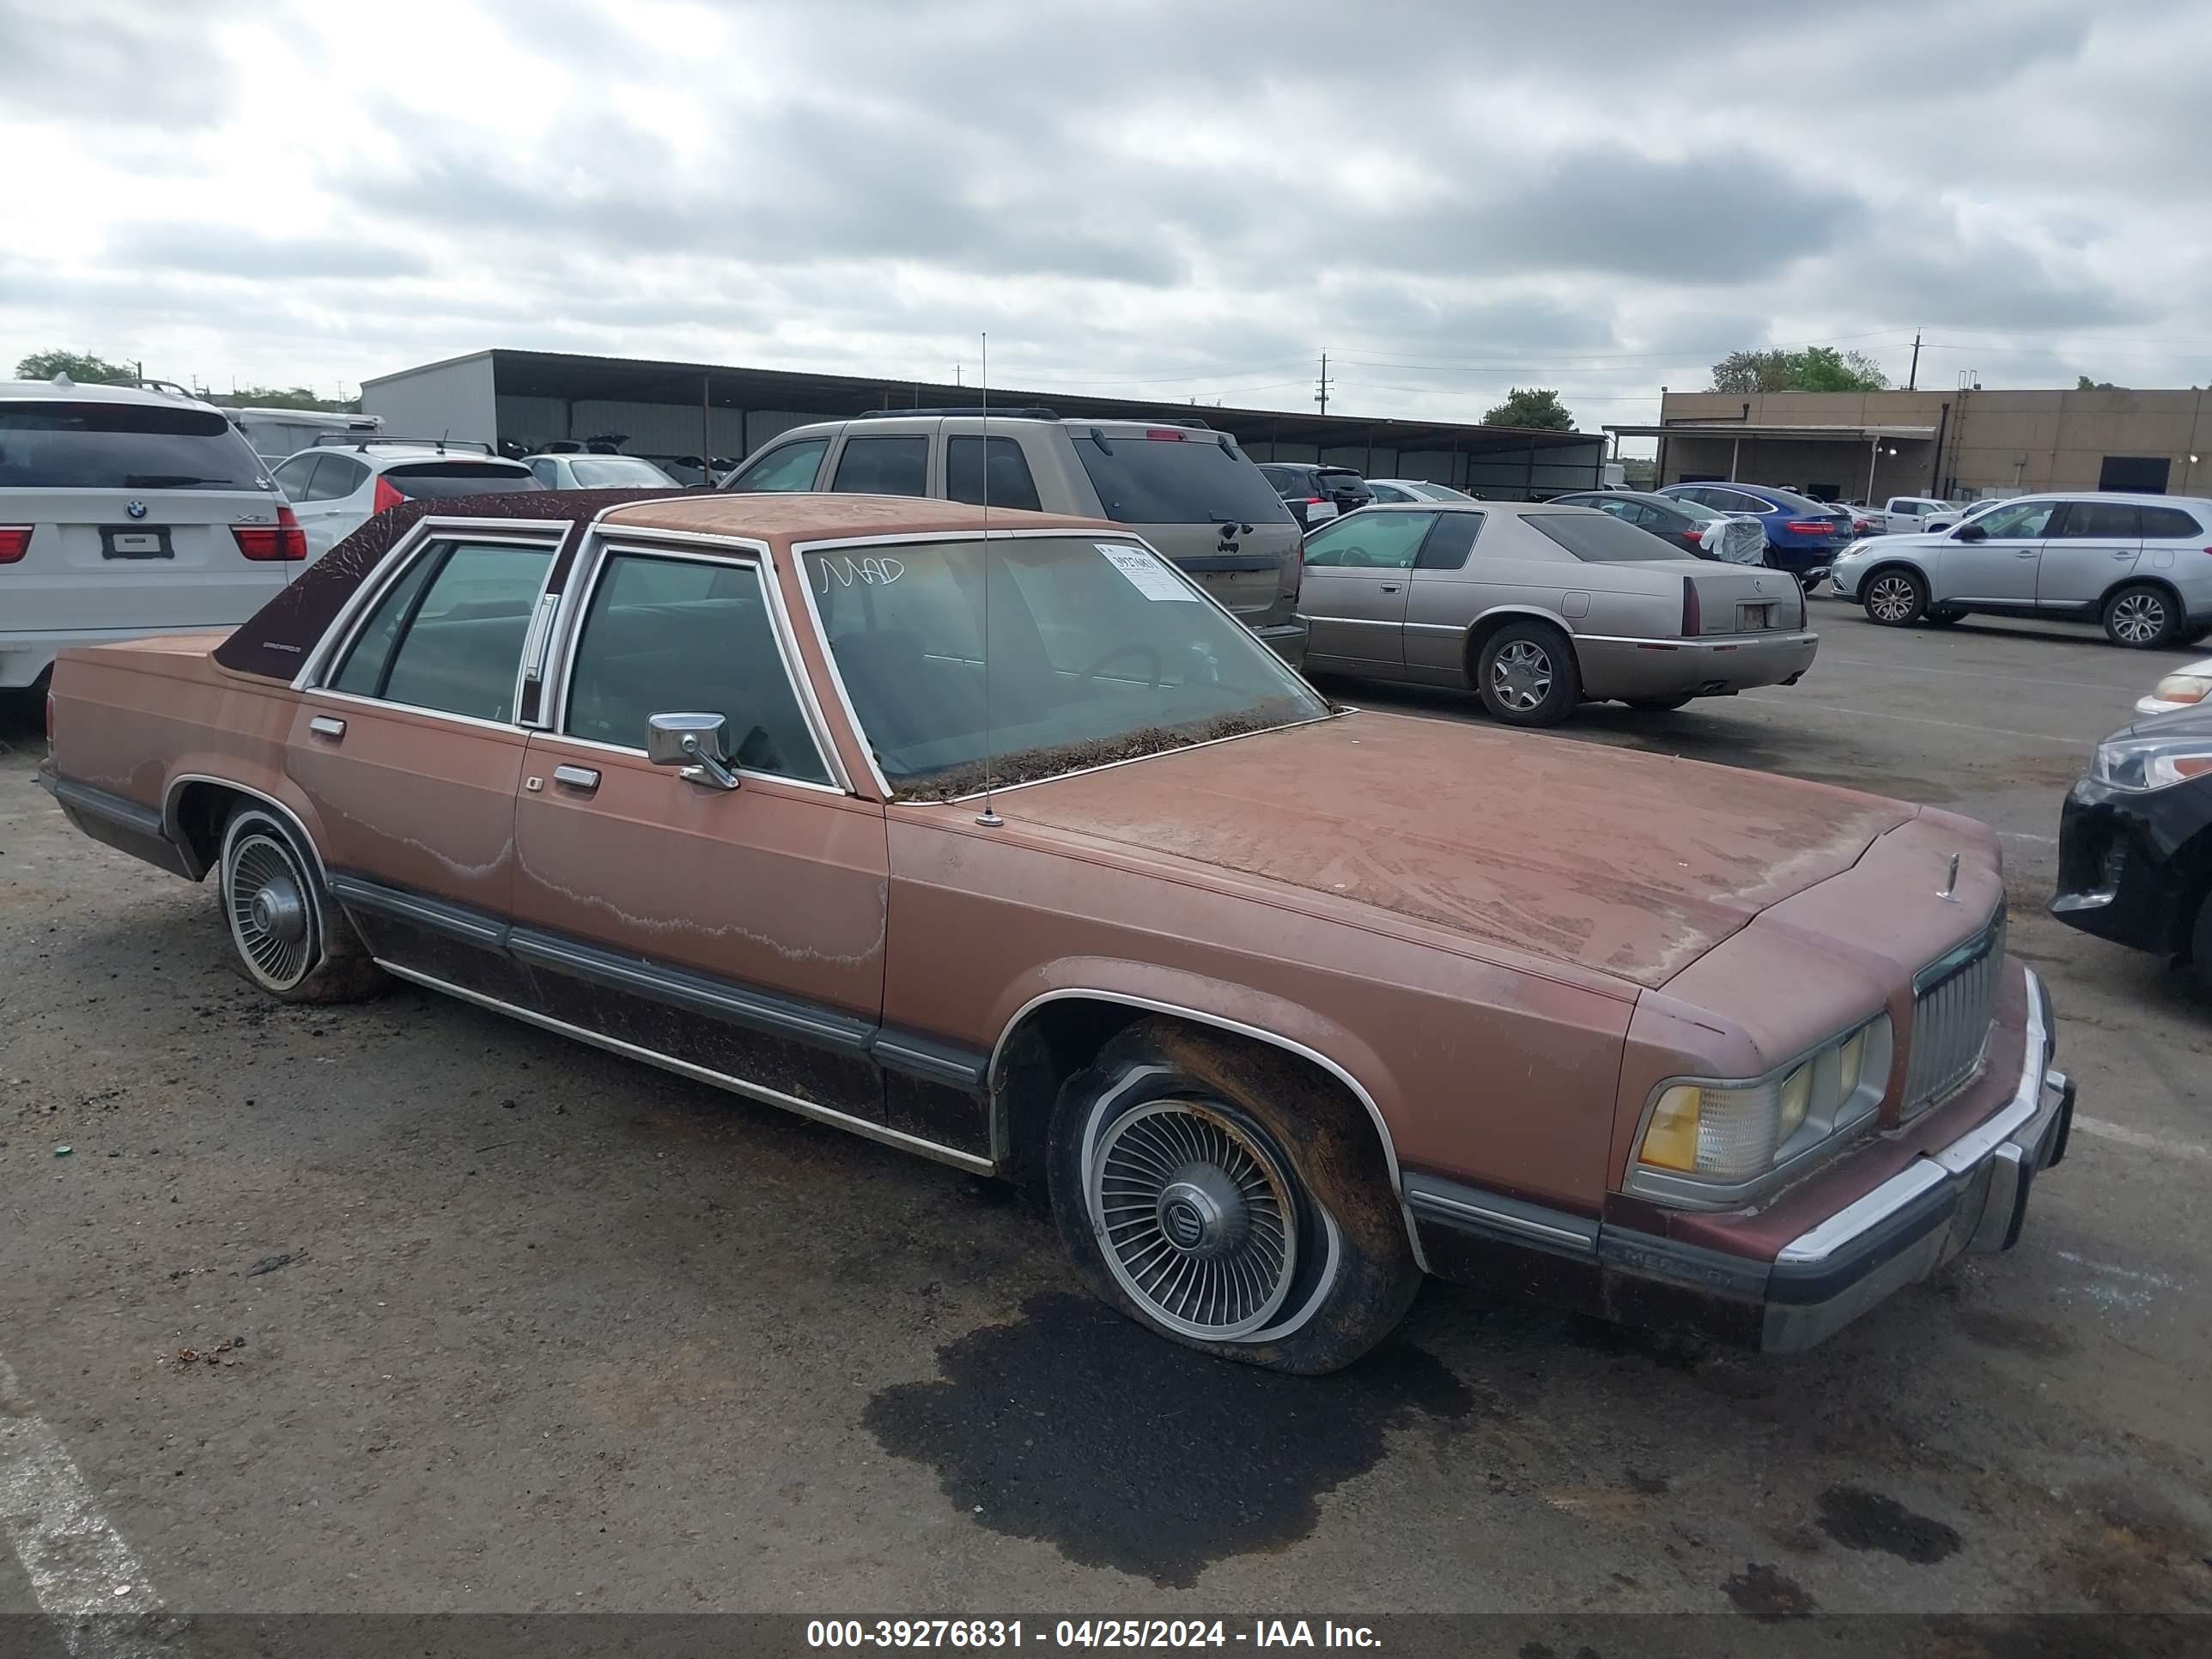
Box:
[1939,852,1961,902]
[125,500,149,520]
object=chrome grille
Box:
[1904,908,2005,1115]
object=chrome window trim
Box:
[1623,1006,1893,1211]
[1778,970,2048,1265]
[289,518,572,692]
[1574,631,1820,650]
[534,733,849,798]
[983,987,1428,1273]
[374,960,994,1176]
[549,531,852,795]
[789,526,1330,803]
[307,687,527,735]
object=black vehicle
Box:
[1548,489,1765,563]
[1258,463,1373,532]
[2052,699,2212,995]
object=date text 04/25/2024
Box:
[805,1620,1381,1649]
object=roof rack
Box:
[849,405,1060,421]
[311,434,495,454]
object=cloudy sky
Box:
[4,0,2210,438]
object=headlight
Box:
[1633,1014,1892,1195]
[2090,732,2212,793]
[2151,672,2212,707]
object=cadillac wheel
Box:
[217,807,386,1004]
[1047,1018,1421,1373]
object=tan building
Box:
[1608,387,2212,504]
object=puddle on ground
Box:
[863,1290,1474,1587]
[1816,1484,1962,1565]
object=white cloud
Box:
[3,0,2209,429]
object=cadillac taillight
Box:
[1681,575,1703,635]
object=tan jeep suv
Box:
[721,409,1307,664]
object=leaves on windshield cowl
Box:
[893,706,1315,803]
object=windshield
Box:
[568,456,677,488]
[1523,510,1689,562]
[1073,429,1289,525]
[805,535,1328,799]
[0,400,270,489]
[1407,482,1473,501]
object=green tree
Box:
[2075,374,2120,391]
[1709,347,1887,393]
[15,349,137,385]
[1484,387,1575,429]
[228,385,362,413]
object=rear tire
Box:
[219,809,386,1003]
[1863,568,1928,627]
[1474,620,1582,727]
[2104,584,2179,649]
[1047,1018,1420,1375]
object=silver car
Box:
[1829,494,2212,648]
[1297,502,1819,726]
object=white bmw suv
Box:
[0,376,300,693]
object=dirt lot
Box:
[3,596,2210,1625]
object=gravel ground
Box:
[2,597,2209,1626]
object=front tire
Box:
[1863,568,1928,627]
[219,810,385,1003]
[1047,1018,1420,1374]
[2105,584,2179,649]
[1474,620,1582,727]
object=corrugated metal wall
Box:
[360,356,500,447]
[490,397,822,460]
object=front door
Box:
[507,542,894,1129]
[286,534,558,1000]
[2037,500,2142,609]
[1937,498,2057,605]
[1300,510,1434,673]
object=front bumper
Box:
[2050,775,2206,956]
[1409,968,2072,1353]
[1575,629,1819,702]
[1827,559,1868,599]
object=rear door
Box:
[286,533,559,1002]
[2038,501,2142,608]
[0,397,289,634]
[1066,424,1300,629]
[1299,510,1433,673]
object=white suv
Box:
[0,377,299,691]
[270,437,544,561]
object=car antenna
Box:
[975,330,1003,829]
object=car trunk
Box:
[999,711,1912,988]
[3,484,294,632]
[1680,562,1808,633]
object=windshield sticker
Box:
[1097,543,1198,602]
[813,554,905,594]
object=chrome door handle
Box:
[1380,582,1401,592]
[308,715,346,738]
[552,764,600,793]
[2016,550,2039,558]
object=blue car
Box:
[1655,483,1855,581]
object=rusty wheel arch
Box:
[163,775,331,890]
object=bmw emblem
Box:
[125,500,149,520]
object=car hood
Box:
[999,711,1916,989]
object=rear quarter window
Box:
[1522,511,1686,562]
[2141,506,2203,538]
[0,399,269,489]
[1073,429,1287,525]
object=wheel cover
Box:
[228,832,314,992]
[1490,639,1553,710]
[2112,592,2166,643]
[1089,1100,1297,1340]
[1869,574,1916,622]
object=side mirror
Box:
[647,712,741,790]
[1954,522,1988,543]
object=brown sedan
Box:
[41,489,2075,1372]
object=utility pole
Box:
[1907,331,1922,392]
[955,364,962,387]
[1314,352,1332,417]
